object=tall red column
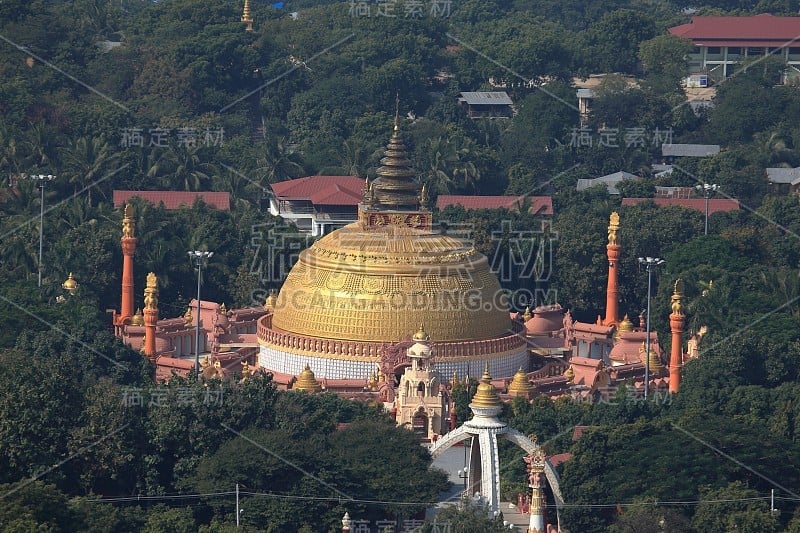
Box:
[604,212,621,327]
[120,204,137,322]
[669,280,685,393]
[143,272,159,362]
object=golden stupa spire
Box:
[183,306,193,325]
[241,0,254,31]
[369,96,422,210]
[294,364,323,393]
[508,367,532,398]
[614,314,634,339]
[122,203,135,238]
[470,362,501,409]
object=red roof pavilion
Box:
[669,14,800,47]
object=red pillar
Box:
[669,280,685,393]
[121,238,136,321]
[143,272,159,362]
[604,212,621,327]
[119,204,137,324]
[604,244,620,327]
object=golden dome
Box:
[61,273,78,294]
[271,222,511,343]
[293,364,323,393]
[508,367,532,398]
[130,308,144,326]
[413,324,430,341]
[470,363,501,409]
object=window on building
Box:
[727,47,742,56]
[707,47,721,55]
[748,47,764,56]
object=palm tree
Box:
[147,143,215,191]
[60,136,119,206]
[23,123,59,172]
[255,137,305,184]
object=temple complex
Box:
[109,108,701,431]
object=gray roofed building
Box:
[576,171,640,195]
[766,167,800,185]
[457,91,514,118]
[661,143,720,158]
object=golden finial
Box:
[131,308,144,326]
[201,354,211,369]
[144,273,158,311]
[413,324,430,341]
[183,307,193,325]
[420,183,428,207]
[522,306,532,322]
[608,211,620,246]
[671,279,685,316]
[61,273,79,295]
[219,303,228,315]
[508,367,532,398]
[294,364,323,393]
[122,203,135,238]
[241,0,254,31]
[452,370,459,386]
[394,92,400,132]
[563,364,574,384]
[241,360,252,379]
[470,362,501,409]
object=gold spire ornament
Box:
[607,211,620,246]
[522,306,532,322]
[614,314,634,339]
[264,290,277,311]
[563,364,574,384]
[219,303,228,315]
[122,203,135,238]
[241,0,254,31]
[294,364,323,393]
[183,307,193,325]
[143,272,158,310]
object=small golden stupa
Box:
[507,367,532,398]
[130,308,144,326]
[522,306,532,322]
[294,364,323,393]
[264,290,277,311]
[183,307,193,326]
[470,363,501,409]
[614,314,634,339]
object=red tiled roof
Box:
[548,453,573,467]
[271,176,363,206]
[436,195,553,215]
[113,191,230,210]
[669,14,800,47]
[622,198,740,214]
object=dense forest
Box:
[2,0,800,530]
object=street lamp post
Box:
[638,256,664,400]
[24,174,56,287]
[188,250,214,377]
[696,183,719,235]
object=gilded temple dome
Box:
[270,222,511,343]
